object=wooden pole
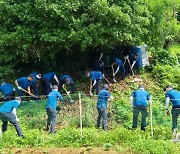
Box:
[20,87,37,98]
[62,85,73,102]
[104,76,111,85]
[149,101,153,138]
[0,127,2,142]
[79,93,83,139]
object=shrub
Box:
[152,65,180,89]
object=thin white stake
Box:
[150,101,153,138]
[79,93,83,139]
[0,127,2,142]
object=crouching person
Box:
[96,84,113,130]
[46,85,63,134]
[130,85,151,131]
[0,97,24,138]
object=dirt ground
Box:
[5,147,120,154]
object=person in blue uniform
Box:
[85,71,103,95]
[41,72,59,95]
[15,74,34,97]
[111,58,125,82]
[0,81,15,101]
[130,85,151,131]
[165,85,180,132]
[0,97,24,138]
[93,53,107,76]
[46,85,63,134]
[124,53,139,75]
[30,72,41,99]
[96,84,113,130]
[59,74,75,94]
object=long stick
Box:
[79,93,83,139]
[112,65,114,74]
[62,85,73,101]
[127,57,134,75]
[90,79,92,93]
[20,88,37,98]
[104,76,111,85]
[149,101,153,138]
[0,127,2,142]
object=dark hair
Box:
[164,85,173,91]
[138,85,144,89]
[29,74,34,79]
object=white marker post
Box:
[150,101,153,138]
[0,127,2,142]
[79,93,83,139]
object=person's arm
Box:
[114,66,120,75]
[130,96,134,107]
[165,97,170,115]
[58,92,64,101]
[92,80,97,88]
[99,52,103,61]
[15,80,21,89]
[131,61,136,69]
[108,95,114,101]
[27,86,32,94]
[165,97,170,110]
[54,75,59,85]
[12,108,19,121]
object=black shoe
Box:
[95,125,100,129]
[20,135,25,139]
[46,125,50,131]
[141,126,146,131]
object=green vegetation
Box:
[0,74,180,153]
[0,0,179,78]
[0,0,180,153]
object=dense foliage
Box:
[0,0,179,79]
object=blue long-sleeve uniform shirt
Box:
[166,89,180,107]
[90,71,103,81]
[60,74,73,84]
[131,89,150,107]
[17,77,32,89]
[42,72,56,82]
[0,84,15,96]
[0,100,20,113]
[114,58,123,67]
[46,90,63,110]
[97,89,111,109]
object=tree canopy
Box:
[0,0,179,79]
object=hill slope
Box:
[0,73,180,154]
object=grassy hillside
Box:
[0,73,180,154]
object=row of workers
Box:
[0,72,75,100]
[0,84,179,137]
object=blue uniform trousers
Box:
[0,112,23,137]
[97,107,107,130]
[46,107,57,133]
[41,78,52,95]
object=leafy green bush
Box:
[151,48,178,66]
[152,65,180,89]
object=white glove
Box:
[90,91,93,96]
[67,91,70,95]
[18,86,21,90]
[113,78,117,83]
[124,55,129,59]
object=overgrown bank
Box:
[0,73,180,153]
